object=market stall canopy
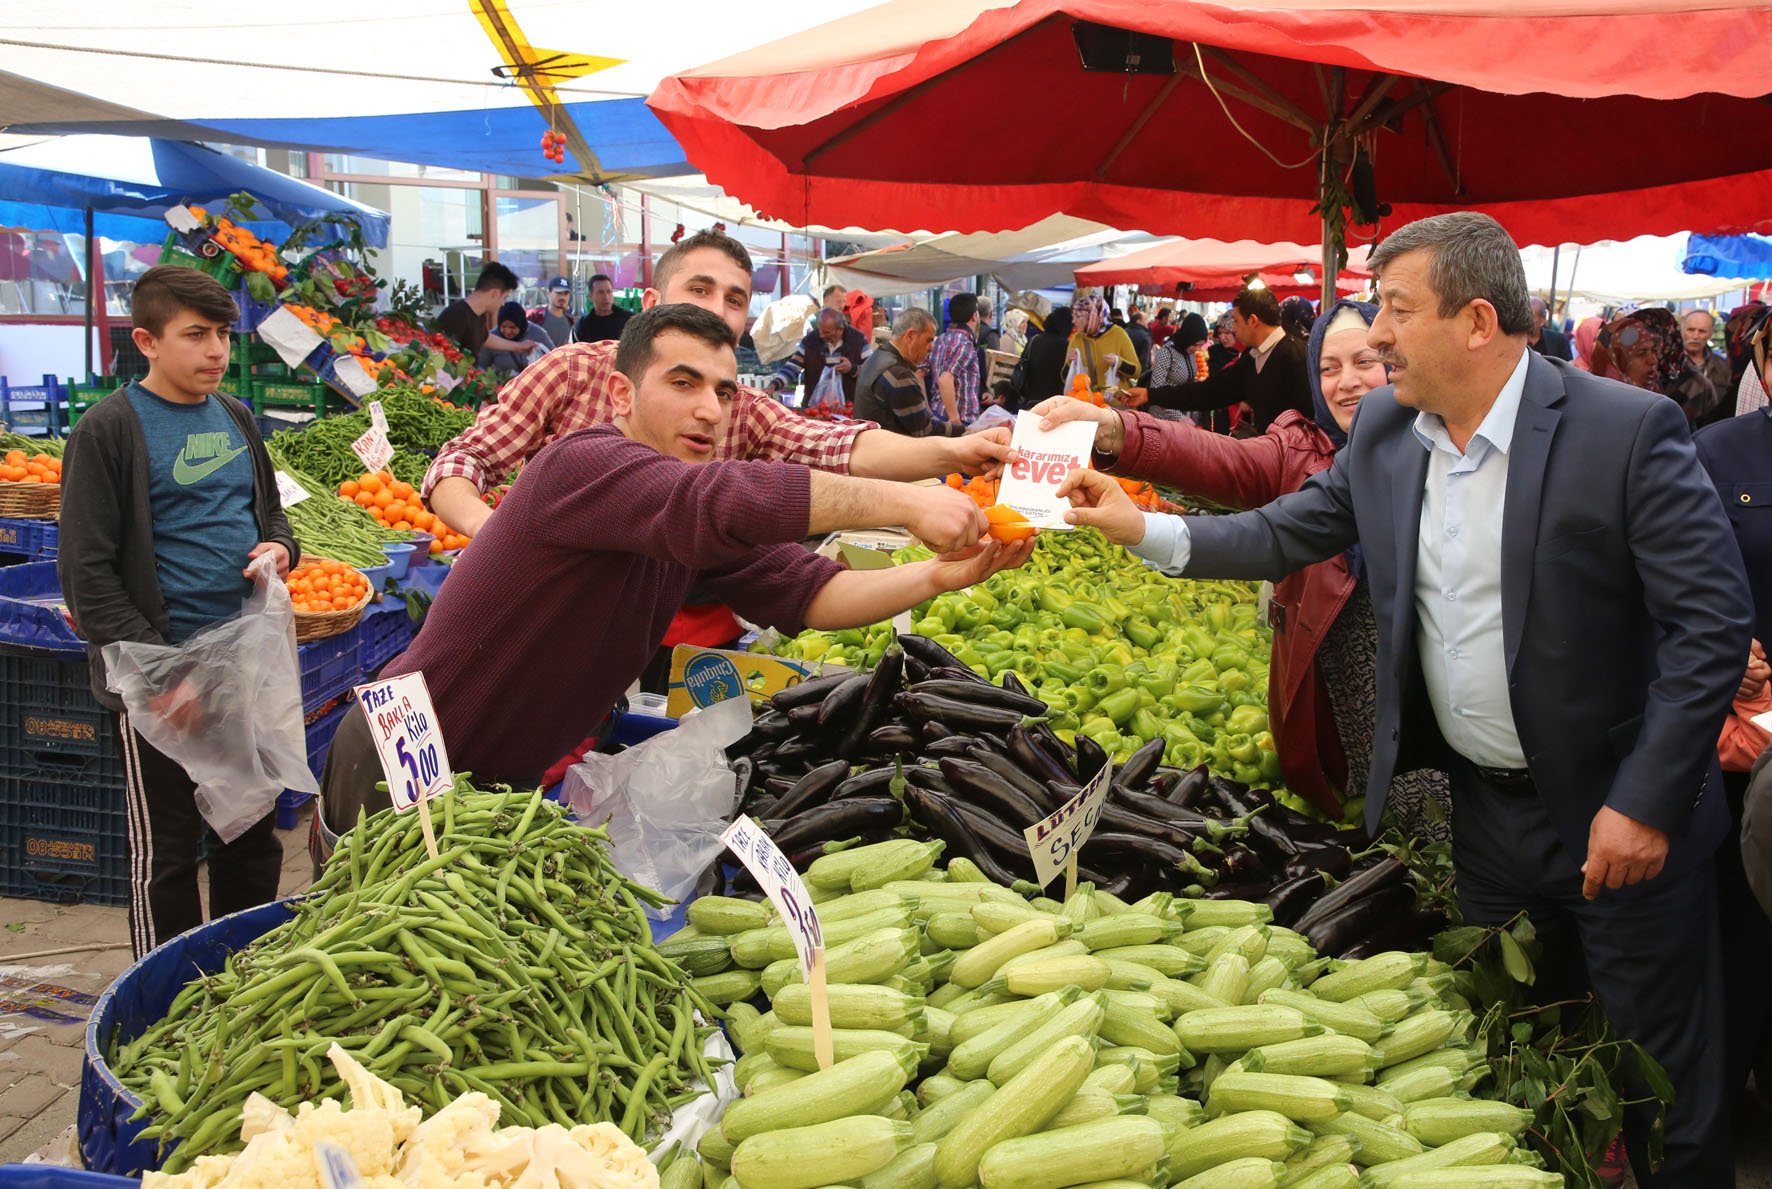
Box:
[1685,233,1772,280]
[1,0,885,183]
[649,0,1772,249]
[0,136,390,246]
[1523,235,1756,304]
[820,214,1161,297]
[616,175,914,248]
[1075,238,1370,301]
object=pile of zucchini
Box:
[660,849,1559,1189]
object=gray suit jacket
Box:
[1186,351,1752,869]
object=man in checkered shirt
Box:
[425,230,1014,539]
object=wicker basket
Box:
[0,482,60,519]
[292,575,372,643]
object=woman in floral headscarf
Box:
[1065,294,1140,391]
[1571,316,1604,372]
[1594,307,1718,423]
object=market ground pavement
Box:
[0,805,1765,1184]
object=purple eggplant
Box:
[1303,883,1417,957]
[1263,871,1329,926]
[926,734,984,758]
[903,787,1025,885]
[896,633,977,675]
[764,794,905,853]
[974,748,1063,814]
[1009,725,1075,789]
[909,679,1048,716]
[1168,765,1213,809]
[838,648,905,759]
[894,691,1040,734]
[1113,738,1166,793]
[1340,910,1449,960]
[938,757,1047,827]
[817,672,873,730]
[1292,857,1409,935]
[769,671,860,712]
[1073,734,1108,787]
[862,723,921,758]
[1283,844,1355,882]
[769,759,851,820]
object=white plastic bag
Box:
[809,362,847,410]
[102,553,317,842]
[1062,347,1088,391]
[561,697,752,918]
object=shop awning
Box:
[1074,238,1370,298]
[0,136,390,246]
[820,215,1161,297]
[1685,234,1772,280]
[1,1,888,182]
[649,1,1772,248]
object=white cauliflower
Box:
[293,1099,398,1179]
[330,1044,424,1147]
[395,1090,503,1181]
[215,1129,320,1189]
[141,1152,234,1188]
[238,1092,294,1143]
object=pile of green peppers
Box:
[765,530,1283,792]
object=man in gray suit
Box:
[1059,212,1750,1187]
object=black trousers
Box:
[116,712,282,960]
[1450,760,1732,1187]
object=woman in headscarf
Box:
[1571,316,1604,372]
[1594,307,1718,424]
[1066,294,1140,391]
[477,300,554,374]
[1279,296,1317,340]
[1001,308,1031,356]
[1148,312,1210,389]
[1014,305,1074,408]
[1030,300,1451,835]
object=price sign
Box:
[351,423,393,475]
[368,399,389,435]
[995,410,1097,529]
[355,672,454,858]
[274,471,310,508]
[1023,762,1115,897]
[722,814,833,1068]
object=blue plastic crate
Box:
[0,518,58,559]
[275,788,314,831]
[230,283,277,333]
[0,374,66,435]
[0,773,130,907]
[0,563,83,652]
[297,629,360,715]
[305,698,350,780]
[0,1167,137,1187]
[0,646,122,786]
[357,606,413,675]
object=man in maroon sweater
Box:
[320,304,1031,824]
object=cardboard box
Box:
[665,645,823,717]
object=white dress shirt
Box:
[1249,326,1287,374]
[1413,349,1531,768]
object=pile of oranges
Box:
[336,472,472,553]
[188,208,289,285]
[945,468,1170,513]
[286,558,368,613]
[0,449,60,485]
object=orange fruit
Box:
[339,481,359,498]
[428,540,443,554]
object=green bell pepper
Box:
[1041,660,1086,685]
[1086,666,1128,695]
[1167,686,1225,716]
[1097,687,1141,726]
[1123,616,1162,650]
[1131,708,1165,742]
[1062,604,1110,634]
[1227,704,1269,735]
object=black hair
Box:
[947,293,979,326]
[1232,286,1282,326]
[590,273,613,287]
[614,303,736,384]
[474,262,520,293]
[654,229,754,293]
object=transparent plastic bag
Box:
[809,362,847,410]
[102,553,317,842]
[1062,347,1088,391]
[561,696,753,918]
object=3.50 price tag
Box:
[721,814,833,1067]
[1024,762,1115,897]
[351,423,393,475]
[356,672,454,857]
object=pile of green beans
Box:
[110,784,720,1172]
[265,456,432,569]
[265,387,472,489]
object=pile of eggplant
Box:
[729,635,1443,958]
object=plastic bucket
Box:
[80,900,295,1176]
[380,542,416,580]
[404,532,437,566]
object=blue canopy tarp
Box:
[1685,233,1772,280]
[0,136,389,247]
[12,100,685,187]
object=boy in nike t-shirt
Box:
[59,265,299,958]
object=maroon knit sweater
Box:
[385,424,842,783]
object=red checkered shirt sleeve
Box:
[724,385,876,472]
[422,344,617,498]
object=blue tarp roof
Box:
[1684,233,1772,280]
[0,137,390,247]
[7,99,686,188]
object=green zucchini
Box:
[731,1115,915,1189]
[974,1116,1167,1189]
[933,1033,1095,1188]
[722,1049,914,1142]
